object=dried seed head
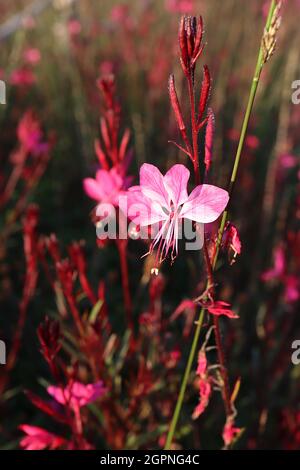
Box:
[262,1,282,64]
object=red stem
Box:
[65,294,85,337]
[117,239,133,333]
[187,75,200,186]
[187,70,232,417]
[212,316,232,415]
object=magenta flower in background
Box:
[47,380,106,409]
[261,246,285,282]
[19,425,66,450]
[165,0,195,13]
[67,19,82,36]
[192,349,212,419]
[17,110,49,155]
[23,48,41,65]
[124,163,229,262]
[222,418,242,448]
[261,245,300,303]
[284,275,300,303]
[83,167,131,207]
[10,68,36,87]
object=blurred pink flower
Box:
[196,350,208,376]
[17,110,48,155]
[99,61,114,75]
[245,135,260,150]
[284,275,300,303]
[19,425,65,450]
[222,417,242,447]
[261,246,285,281]
[47,380,106,409]
[192,349,212,419]
[23,48,41,65]
[192,379,212,419]
[68,19,82,36]
[125,163,229,262]
[110,5,132,27]
[10,68,36,86]
[83,167,131,207]
[21,15,36,30]
[279,153,298,169]
[165,0,195,13]
[262,246,300,303]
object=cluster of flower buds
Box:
[97,75,120,115]
[179,16,204,78]
[168,16,212,167]
[95,75,131,169]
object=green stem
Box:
[164,309,205,450]
[164,0,277,449]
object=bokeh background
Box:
[0,0,300,450]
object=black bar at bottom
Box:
[0,449,298,466]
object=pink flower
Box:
[17,110,48,155]
[23,48,41,65]
[284,275,300,303]
[245,135,260,150]
[279,153,298,169]
[222,417,242,447]
[222,222,242,264]
[196,350,208,376]
[261,246,285,281]
[19,425,65,450]
[192,378,212,419]
[83,167,131,207]
[10,68,36,86]
[99,61,114,75]
[47,380,106,409]
[165,0,195,13]
[110,5,132,27]
[68,19,82,36]
[124,163,229,262]
[262,246,300,303]
[207,300,238,319]
[192,349,212,419]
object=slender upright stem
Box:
[187,75,200,185]
[164,0,277,449]
[164,309,205,450]
[204,239,232,416]
[190,57,232,419]
[212,315,231,415]
[117,239,133,332]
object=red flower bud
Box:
[168,74,185,131]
